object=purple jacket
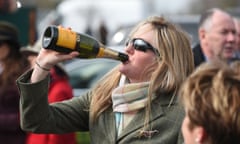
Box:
[0,81,26,144]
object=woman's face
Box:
[119,24,158,83]
[0,43,10,61]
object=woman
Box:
[17,16,194,143]
[0,21,29,144]
[180,60,240,144]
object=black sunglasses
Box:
[125,38,159,56]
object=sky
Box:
[154,0,192,14]
[37,0,195,38]
[54,0,193,32]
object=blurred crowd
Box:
[0,3,240,144]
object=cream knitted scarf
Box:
[112,76,155,112]
[112,75,157,136]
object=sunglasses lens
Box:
[125,38,159,56]
[133,39,149,52]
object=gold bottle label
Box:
[97,47,105,57]
[97,47,119,59]
[56,27,77,50]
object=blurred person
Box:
[179,60,240,144]
[0,0,19,13]
[234,17,240,58]
[231,59,240,73]
[16,16,194,144]
[0,21,29,144]
[98,20,108,45]
[192,8,237,67]
[85,26,92,36]
[21,43,40,68]
[21,41,77,144]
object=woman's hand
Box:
[31,48,79,83]
[36,48,79,70]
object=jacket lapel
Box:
[101,92,177,142]
[117,96,167,140]
[103,108,118,142]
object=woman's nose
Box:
[125,43,134,54]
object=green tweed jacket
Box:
[16,70,184,144]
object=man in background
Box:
[192,8,237,67]
[234,17,240,58]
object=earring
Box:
[195,137,200,143]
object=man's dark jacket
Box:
[193,43,240,67]
[192,43,205,67]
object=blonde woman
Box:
[17,16,194,143]
[180,60,240,144]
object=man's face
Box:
[234,20,240,51]
[204,12,236,60]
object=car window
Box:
[64,59,120,96]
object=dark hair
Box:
[0,41,29,91]
[54,65,68,78]
[0,21,20,47]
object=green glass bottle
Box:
[42,25,128,62]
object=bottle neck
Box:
[96,47,128,62]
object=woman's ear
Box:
[194,126,207,143]
[198,28,206,40]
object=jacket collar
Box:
[116,93,177,140]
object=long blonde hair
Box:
[90,16,194,125]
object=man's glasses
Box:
[125,38,160,56]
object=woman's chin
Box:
[118,65,127,75]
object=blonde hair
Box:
[180,60,240,144]
[90,16,194,127]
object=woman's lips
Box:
[122,60,129,64]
